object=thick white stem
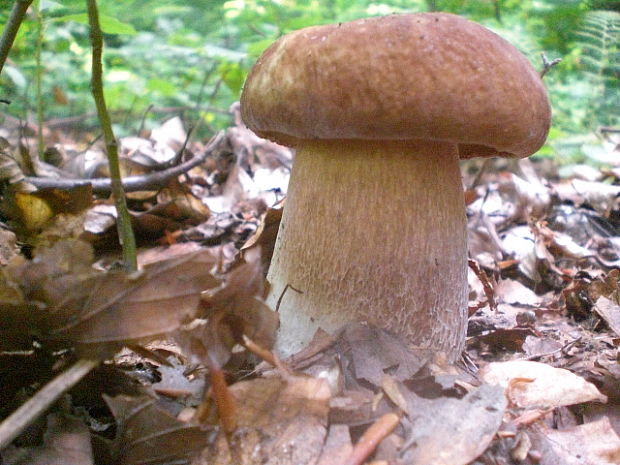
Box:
[267,139,467,360]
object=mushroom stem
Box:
[267,139,468,360]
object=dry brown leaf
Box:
[241,203,283,269]
[529,417,620,465]
[197,376,330,465]
[103,394,209,465]
[0,228,18,265]
[495,279,544,306]
[594,296,620,337]
[315,424,353,465]
[340,324,429,386]
[45,248,218,357]
[2,413,94,465]
[399,384,506,465]
[184,247,277,368]
[481,360,607,409]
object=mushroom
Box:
[240,13,551,360]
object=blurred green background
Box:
[1,0,619,162]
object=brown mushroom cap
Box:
[241,13,551,159]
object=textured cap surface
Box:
[240,13,551,158]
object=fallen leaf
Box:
[400,384,506,465]
[45,248,219,357]
[316,424,353,465]
[529,417,620,465]
[340,324,429,386]
[103,394,209,465]
[197,376,330,465]
[183,247,277,368]
[594,296,620,337]
[480,360,607,409]
[2,413,94,465]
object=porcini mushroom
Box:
[240,13,551,360]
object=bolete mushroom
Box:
[240,13,551,360]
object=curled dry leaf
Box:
[480,360,607,409]
[180,247,277,369]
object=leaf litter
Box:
[0,115,620,464]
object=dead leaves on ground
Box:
[0,239,277,464]
[2,121,620,464]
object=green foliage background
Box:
[1,0,619,161]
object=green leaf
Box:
[218,62,246,96]
[52,13,136,35]
[248,39,276,58]
[146,78,177,97]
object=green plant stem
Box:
[87,0,137,271]
[0,0,34,75]
[35,0,44,158]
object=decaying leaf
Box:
[46,248,219,356]
[197,375,330,465]
[400,384,506,465]
[481,360,607,409]
[335,324,429,386]
[103,394,209,465]
[594,296,620,337]
[529,417,620,465]
[315,425,353,465]
[0,239,226,357]
[241,202,284,270]
[178,247,277,370]
[2,413,94,465]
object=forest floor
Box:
[0,108,620,465]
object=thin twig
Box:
[540,52,562,78]
[23,130,225,193]
[275,283,303,312]
[0,358,99,450]
[468,259,497,313]
[344,413,401,465]
[138,103,154,135]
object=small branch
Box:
[35,0,45,158]
[0,358,99,450]
[540,52,562,78]
[468,259,497,314]
[0,0,34,75]
[344,413,401,465]
[23,130,225,193]
[87,0,136,271]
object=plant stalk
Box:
[0,0,34,75]
[87,0,137,271]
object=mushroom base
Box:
[267,139,468,361]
